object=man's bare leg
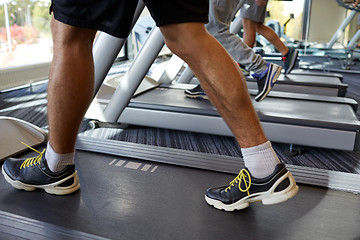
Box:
[46,17,96,171]
[160,23,266,148]
[160,23,297,211]
[161,22,282,178]
[1,17,95,194]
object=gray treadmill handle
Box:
[92,1,145,96]
[103,27,165,122]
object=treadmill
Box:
[88,79,359,151]
[132,9,348,98]
[77,1,360,193]
[85,24,360,151]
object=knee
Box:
[160,23,208,60]
[163,37,186,58]
[256,23,270,34]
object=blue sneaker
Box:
[252,63,282,102]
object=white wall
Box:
[308,0,347,43]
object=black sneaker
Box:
[2,148,80,195]
[283,48,299,75]
[252,63,282,102]
[184,85,208,100]
[205,163,298,211]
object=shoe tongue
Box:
[39,156,49,168]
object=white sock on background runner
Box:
[241,141,281,178]
[45,142,74,172]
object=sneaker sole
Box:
[205,171,299,211]
[285,49,299,75]
[255,64,282,102]
[2,165,80,195]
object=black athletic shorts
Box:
[51,0,209,38]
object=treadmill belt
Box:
[0,150,359,240]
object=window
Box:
[266,0,305,41]
[0,0,52,68]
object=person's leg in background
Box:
[185,0,282,102]
[243,19,289,55]
[240,0,298,75]
[207,0,267,74]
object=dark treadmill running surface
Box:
[1,150,359,240]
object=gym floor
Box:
[0,150,360,240]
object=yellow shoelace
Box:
[19,142,46,169]
[225,169,252,195]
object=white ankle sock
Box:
[241,141,280,178]
[45,142,74,172]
